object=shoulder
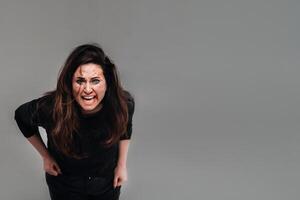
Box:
[15,94,51,114]
[123,90,135,114]
[29,92,55,123]
[36,93,54,111]
[14,93,54,128]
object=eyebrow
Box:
[75,76,101,79]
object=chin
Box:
[81,106,97,111]
[81,103,102,112]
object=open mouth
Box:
[82,96,95,101]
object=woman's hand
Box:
[43,156,62,176]
[113,164,127,188]
[26,135,62,176]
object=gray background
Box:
[1,0,297,199]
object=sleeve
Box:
[14,98,45,138]
[120,97,135,140]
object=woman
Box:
[14,43,135,200]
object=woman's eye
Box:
[75,79,100,85]
[92,80,100,84]
[76,80,84,84]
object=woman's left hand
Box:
[113,165,127,188]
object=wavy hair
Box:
[39,43,130,159]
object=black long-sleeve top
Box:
[14,94,135,177]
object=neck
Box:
[81,103,103,115]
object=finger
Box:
[50,165,59,176]
[54,163,62,174]
[47,170,57,176]
[117,178,123,187]
[52,170,58,176]
[53,163,61,174]
[113,177,119,188]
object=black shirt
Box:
[14,94,135,177]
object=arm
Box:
[27,134,51,159]
[27,134,62,176]
[113,139,130,188]
[113,94,135,187]
[14,98,61,176]
[117,139,130,167]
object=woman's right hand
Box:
[43,156,62,176]
[25,135,62,176]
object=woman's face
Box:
[72,63,107,115]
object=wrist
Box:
[117,162,127,168]
[41,152,51,160]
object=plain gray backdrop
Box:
[2,0,297,199]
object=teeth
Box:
[82,96,94,100]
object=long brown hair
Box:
[39,43,131,159]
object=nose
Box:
[83,82,92,93]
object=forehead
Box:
[73,63,104,77]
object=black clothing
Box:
[45,172,121,200]
[14,93,135,177]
